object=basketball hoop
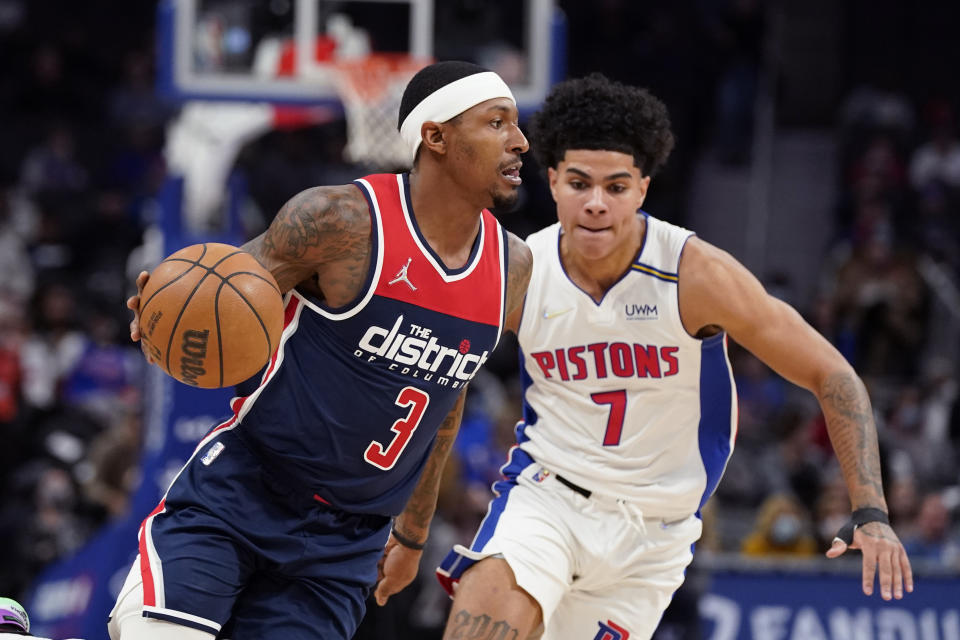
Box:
[332,54,432,170]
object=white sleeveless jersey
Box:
[516,214,737,519]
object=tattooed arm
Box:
[128,184,371,347]
[374,388,466,606]
[503,231,533,334]
[243,184,372,301]
[678,237,913,600]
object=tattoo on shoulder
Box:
[448,609,520,640]
[263,185,370,264]
[252,185,371,292]
[505,232,532,315]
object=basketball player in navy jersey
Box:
[112,61,532,640]
[437,74,913,640]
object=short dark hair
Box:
[529,73,675,177]
[397,60,489,130]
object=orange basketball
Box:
[138,243,284,388]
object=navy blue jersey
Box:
[214,173,508,516]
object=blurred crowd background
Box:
[0,1,959,638]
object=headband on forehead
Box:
[399,71,516,162]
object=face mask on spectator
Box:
[769,513,802,545]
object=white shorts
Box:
[437,456,702,640]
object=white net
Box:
[332,55,432,170]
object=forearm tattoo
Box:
[821,371,885,508]
[396,391,465,541]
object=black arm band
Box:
[391,526,426,551]
[834,508,890,545]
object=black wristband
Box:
[834,508,890,545]
[391,526,426,551]
[851,507,889,526]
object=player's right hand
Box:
[826,521,913,600]
[127,270,156,363]
[374,535,422,606]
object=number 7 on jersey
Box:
[592,390,626,446]
[364,386,430,470]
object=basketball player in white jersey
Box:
[436,74,913,640]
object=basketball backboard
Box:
[157,0,565,113]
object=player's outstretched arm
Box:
[374,387,467,606]
[243,184,372,295]
[678,238,913,601]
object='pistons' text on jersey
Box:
[528,341,680,381]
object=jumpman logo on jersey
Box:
[389,257,417,291]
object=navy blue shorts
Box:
[138,426,391,640]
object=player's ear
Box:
[420,121,446,155]
[635,175,651,207]
[547,167,559,202]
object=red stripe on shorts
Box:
[138,498,167,607]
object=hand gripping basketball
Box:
[127,270,154,362]
[128,243,284,388]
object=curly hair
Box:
[529,73,675,177]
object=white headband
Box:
[399,71,516,162]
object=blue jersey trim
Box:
[437,447,533,597]
[632,213,685,283]
[143,610,220,635]
[474,447,531,548]
[435,446,531,586]
[298,180,381,315]
[518,348,538,427]
[631,262,679,282]
[676,232,697,337]
[401,173,482,276]
[696,333,735,509]
[636,208,650,258]
[556,212,650,306]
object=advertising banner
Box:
[700,570,960,640]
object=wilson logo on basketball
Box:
[355,315,488,388]
[146,310,163,336]
[180,329,210,386]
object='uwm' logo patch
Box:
[625,303,658,320]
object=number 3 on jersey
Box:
[364,386,431,470]
[592,390,626,446]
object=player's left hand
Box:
[826,521,913,600]
[374,534,423,606]
[126,270,157,364]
